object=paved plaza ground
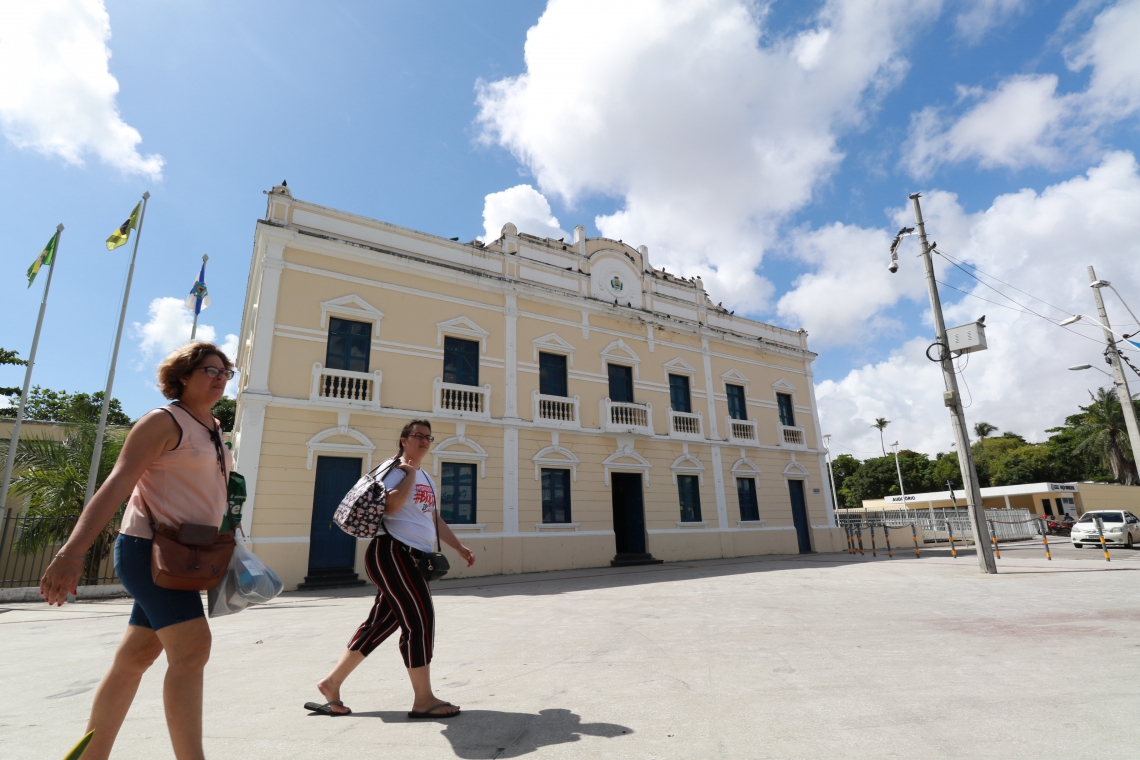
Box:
[3,538,1137,759]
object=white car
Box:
[1071,511,1140,549]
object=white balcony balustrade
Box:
[434,378,492,419]
[310,364,382,410]
[725,416,758,445]
[601,398,654,435]
[779,424,808,449]
[533,392,580,429]
[667,409,704,440]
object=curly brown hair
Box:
[156,342,234,399]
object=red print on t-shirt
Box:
[413,483,436,510]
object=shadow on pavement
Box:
[350,707,632,758]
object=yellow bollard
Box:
[856,525,865,556]
[870,524,878,557]
[884,524,893,557]
[911,523,921,558]
[988,520,1001,560]
[846,526,855,555]
[1096,517,1111,563]
[946,520,957,558]
[1039,519,1052,561]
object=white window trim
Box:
[721,367,750,392]
[432,435,488,478]
[730,457,761,478]
[773,378,798,406]
[533,445,580,482]
[602,444,651,487]
[305,425,376,470]
[670,450,705,486]
[437,316,489,354]
[663,356,697,387]
[320,294,385,336]
[532,332,576,366]
[600,338,640,380]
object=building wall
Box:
[232,188,842,589]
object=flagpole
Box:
[190,253,207,341]
[84,192,149,507]
[1,225,64,512]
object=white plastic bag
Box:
[208,543,283,618]
[232,542,283,603]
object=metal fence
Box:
[836,507,1040,543]
[0,509,122,589]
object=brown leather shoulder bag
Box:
[144,404,236,591]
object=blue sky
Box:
[3,0,1140,456]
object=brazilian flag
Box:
[106,202,142,250]
[27,230,59,288]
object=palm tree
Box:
[974,421,997,440]
[1,423,128,583]
[1071,388,1138,485]
[871,418,890,457]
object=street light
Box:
[1091,280,1140,333]
[1059,314,1139,345]
[1069,363,1114,378]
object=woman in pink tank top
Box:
[40,342,234,760]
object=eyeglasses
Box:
[407,433,435,443]
[192,366,236,380]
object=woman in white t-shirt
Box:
[308,420,475,720]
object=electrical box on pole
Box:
[946,321,987,354]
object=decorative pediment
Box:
[663,357,697,375]
[669,452,705,485]
[320,294,384,330]
[532,332,576,365]
[436,316,489,353]
[532,444,580,481]
[773,378,797,393]
[601,444,651,486]
[731,457,761,476]
[431,432,488,478]
[783,461,810,477]
[306,425,376,470]
[721,368,750,388]
[601,338,640,365]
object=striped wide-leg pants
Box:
[347,534,435,668]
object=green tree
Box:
[0,424,128,584]
[931,451,962,490]
[0,346,26,397]
[871,418,890,457]
[842,454,934,507]
[973,421,997,439]
[211,396,236,432]
[1064,387,1138,485]
[830,454,862,508]
[0,386,130,426]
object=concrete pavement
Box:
[2,541,1137,759]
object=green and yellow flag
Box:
[27,231,59,288]
[106,202,141,250]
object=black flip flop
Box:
[408,701,459,720]
[304,701,351,716]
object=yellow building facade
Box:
[231,185,844,589]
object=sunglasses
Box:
[191,366,236,380]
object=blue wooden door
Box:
[308,456,362,571]
[788,479,812,553]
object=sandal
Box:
[408,701,459,719]
[304,700,351,716]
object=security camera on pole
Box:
[888,194,997,574]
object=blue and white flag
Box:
[184,261,210,314]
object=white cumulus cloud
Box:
[817,152,1140,456]
[954,0,1026,44]
[476,0,943,312]
[480,184,569,242]
[134,297,239,393]
[905,0,1140,176]
[0,0,163,179]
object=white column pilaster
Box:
[804,362,835,527]
[245,239,286,395]
[711,444,728,529]
[504,293,519,419]
[233,395,269,540]
[701,337,719,440]
[503,426,519,533]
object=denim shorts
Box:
[115,533,205,631]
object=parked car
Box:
[1071,511,1140,549]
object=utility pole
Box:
[910,193,997,574]
[823,434,841,515]
[891,441,908,518]
[1088,267,1140,476]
